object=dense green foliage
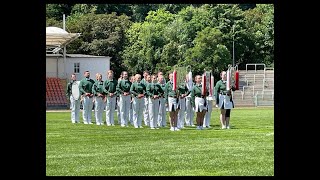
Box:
[46,4,273,79]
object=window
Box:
[74,63,80,74]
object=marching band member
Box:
[116,74,122,125]
[130,74,146,128]
[92,73,105,125]
[141,71,151,127]
[215,71,235,129]
[177,79,189,129]
[191,75,209,130]
[203,74,215,128]
[117,71,132,127]
[103,70,118,126]
[79,70,95,124]
[157,75,167,127]
[128,75,135,125]
[165,72,180,131]
[147,74,164,129]
[66,73,80,124]
[185,74,195,127]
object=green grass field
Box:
[46,107,274,176]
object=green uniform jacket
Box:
[79,78,95,95]
[146,82,164,98]
[117,79,132,95]
[214,80,235,104]
[92,80,105,96]
[178,82,190,97]
[130,82,146,97]
[103,79,118,96]
[164,81,179,104]
[66,80,75,98]
[140,79,150,97]
[190,84,209,108]
[158,83,166,98]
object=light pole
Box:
[232,25,235,67]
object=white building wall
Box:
[65,57,110,81]
[46,57,58,77]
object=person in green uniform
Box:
[117,71,132,127]
[185,74,195,127]
[177,79,190,129]
[116,74,123,125]
[214,71,235,129]
[66,73,80,123]
[92,73,105,125]
[128,75,135,125]
[165,72,180,131]
[79,70,95,124]
[141,70,150,127]
[130,74,146,128]
[103,70,118,126]
[147,74,164,129]
[157,75,167,127]
[191,75,209,130]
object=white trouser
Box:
[116,96,121,124]
[94,96,104,125]
[133,97,144,128]
[195,97,207,112]
[218,94,234,109]
[129,100,133,125]
[70,96,80,123]
[158,97,166,127]
[149,98,160,128]
[203,100,213,127]
[106,96,116,126]
[82,96,93,124]
[120,94,131,126]
[185,96,194,126]
[177,97,186,128]
[143,97,150,126]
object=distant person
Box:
[117,71,132,127]
[79,71,95,124]
[185,74,195,127]
[147,74,164,129]
[215,71,236,129]
[66,73,80,123]
[165,72,180,131]
[130,74,146,128]
[141,72,151,127]
[191,75,209,130]
[92,73,105,125]
[116,74,123,125]
[157,75,167,127]
[103,70,118,126]
[177,78,189,129]
[128,75,135,125]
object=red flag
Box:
[235,70,239,90]
[173,70,177,91]
[202,73,206,96]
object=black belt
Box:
[169,95,177,98]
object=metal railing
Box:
[241,86,255,100]
[246,63,266,72]
[245,74,265,83]
[263,78,274,90]
[254,90,274,106]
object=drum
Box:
[71,81,80,100]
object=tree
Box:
[65,13,132,77]
[46,4,74,20]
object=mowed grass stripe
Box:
[46,107,274,176]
